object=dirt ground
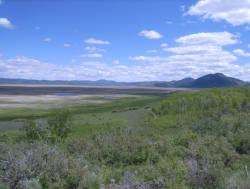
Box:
[0,85,191,108]
[0,95,108,109]
[0,85,189,95]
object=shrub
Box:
[22,109,72,143]
[23,120,45,141]
[47,109,72,143]
[0,143,92,189]
[67,127,158,166]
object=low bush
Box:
[67,127,158,166]
[22,109,72,143]
[0,143,93,189]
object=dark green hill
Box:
[182,73,246,88]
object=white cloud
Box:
[0,0,3,5]
[245,26,250,31]
[64,43,72,47]
[163,32,238,63]
[166,21,173,24]
[85,46,105,52]
[161,43,168,47]
[146,49,158,53]
[85,38,110,45]
[187,0,250,26]
[129,31,249,81]
[181,5,185,11]
[0,53,3,57]
[0,18,14,29]
[34,26,40,30]
[113,60,120,64]
[233,49,250,57]
[0,31,249,82]
[129,56,168,62]
[248,44,250,48]
[81,61,105,67]
[165,45,219,54]
[44,38,52,42]
[80,53,103,58]
[0,54,249,82]
[138,30,163,39]
[175,32,239,46]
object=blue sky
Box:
[0,0,250,81]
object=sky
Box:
[0,0,250,81]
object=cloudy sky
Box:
[0,0,250,81]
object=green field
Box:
[0,94,165,139]
[0,88,249,189]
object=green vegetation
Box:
[23,109,72,143]
[0,88,249,188]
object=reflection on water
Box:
[104,97,120,100]
[50,94,78,97]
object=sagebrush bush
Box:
[22,109,72,143]
[67,127,158,166]
[0,143,93,189]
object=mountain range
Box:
[0,73,248,88]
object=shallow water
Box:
[50,94,78,97]
[104,97,120,100]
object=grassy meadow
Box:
[0,88,249,189]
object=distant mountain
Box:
[0,73,248,88]
[0,78,154,86]
[173,77,195,87]
[179,73,246,88]
[152,73,247,88]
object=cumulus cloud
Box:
[233,49,250,57]
[0,57,116,80]
[138,30,163,39]
[0,54,249,82]
[44,38,52,42]
[181,5,185,11]
[165,45,220,54]
[0,31,249,82]
[163,32,238,63]
[81,61,105,67]
[85,46,105,52]
[161,43,168,47]
[175,32,239,46]
[146,49,158,53]
[80,53,103,58]
[113,60,120,64]
[130,31,249,81]
[245,26,250,31]
[166,21,173,24]
[0,53,3,57]
[64,43,72,47]
[85,38,110,45]
[187,0,250,26]
[0,18,14,29]
[129,56,168,62]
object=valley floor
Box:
[0,87,249,189]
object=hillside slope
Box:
[182,73,246,88]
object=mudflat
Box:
[0,85,189,95]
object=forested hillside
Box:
[151,87,250,188]
[0,88,249,189]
